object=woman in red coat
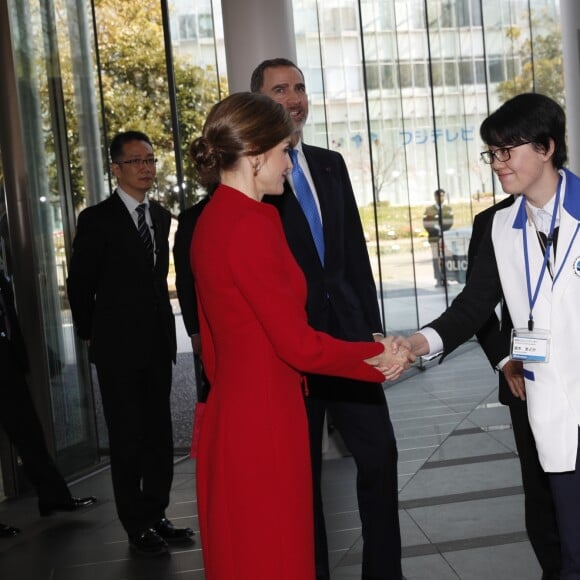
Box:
[189,92,411,580]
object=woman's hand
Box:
[365,336,416,381]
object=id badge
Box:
[510,328,551,363]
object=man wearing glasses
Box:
[399,93,573,579]
[67,131,193,557]
[465,198,561,578]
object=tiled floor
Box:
[0,342,543,579]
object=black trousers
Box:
[0,340,71,504]
[548,429,580,580]
[96,355,173,536]
[306,381,402,580]
[509,401,561,576]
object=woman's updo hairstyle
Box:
[190,92,293,189]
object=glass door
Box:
[5,0,99,475]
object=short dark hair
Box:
[189,92,293,189]
[480,93,567,169]
[110,131,153,162]
[250,58,305,93]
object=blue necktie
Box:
[136,203,154,266]
[289,148,325,265]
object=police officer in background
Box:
[423,188,454,287]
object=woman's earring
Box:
[253,164,260,177]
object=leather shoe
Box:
[0,523,20,537]
[39,496,97,516]
[153,517,194,544]
[129,528,168,557]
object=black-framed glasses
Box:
[480,142,531,164]
[114,157,157,168]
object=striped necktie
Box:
[136,203,154,266]
[289,148,325,265]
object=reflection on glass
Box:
[7,0,97,471]
[293,0,562,336]
[5,0,563,440]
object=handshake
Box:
[364,333,428,382]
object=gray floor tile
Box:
[406,495,526,543]
[488,428,518,452]
[399,446,439,463]
[467,406,512,429]
[396,433,451,450]
[428,432,512,462]
[402,554,461,580]
[399,458,522,502]
[443,542,542,580]
[400,510,431,547]
[399,458,429,476]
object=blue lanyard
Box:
[522,178,561,331]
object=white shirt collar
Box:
[292,139,304,156]
[526,194,558,235]
[116,187,149,214]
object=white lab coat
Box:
[493,168,580,472]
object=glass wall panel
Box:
[6,0,98,472]
[169,0,228,208]
[294,0,562,339]
[83,0,226,214]
[91,1,179,211]
[0,0,563,480]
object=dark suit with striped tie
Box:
[67,190,176,536]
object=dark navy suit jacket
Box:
[67,192,176,368]
[264,143,382,395]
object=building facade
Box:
[0,0,563,497]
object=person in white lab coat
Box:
[400,93,580,580]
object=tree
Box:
[496,14,564,107]
[63,0,225,210]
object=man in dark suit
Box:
[173,195,211,404]
[67,131,193,557]
[0,273,96,528]
[467,196,561,579]
[252,59,401,580]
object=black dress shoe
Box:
[0,523,20,537]
[153,517,194,544]
[129,528,168,557]
[39,495,97,516]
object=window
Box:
[459,60,473,84]
[487,56,520,83]
[398,62,412,87]
[381,63,395,89]
[324,6,357,35]
[456,0,483,27]
[198,14,213,38]
[414,62,428,87]
[474,59,485,83]
[179,14,197,40]
[366,63,380,89]
[488,57,505,83]
[178,12,213,41]
[396,0,425,30]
